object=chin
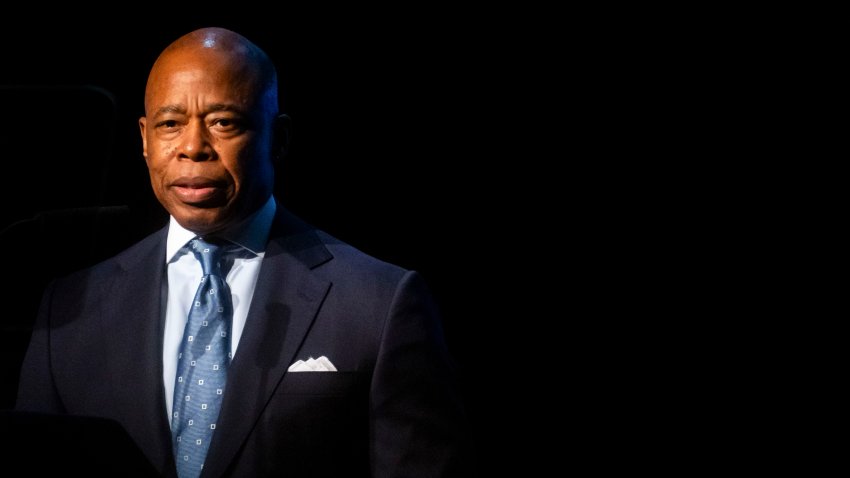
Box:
[174,208,230,235]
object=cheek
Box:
[221,142,260,181]
[146,144,176,171]
[151,143,177,159]
[147,156,171,182]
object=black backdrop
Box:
[0,7,535,475]
[2,7,775,475]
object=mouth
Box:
[170,177,228,206]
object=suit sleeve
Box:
[369,270,476,477]
[16,280,65,413]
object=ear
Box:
[273,114,292,162]
[139,116,149,162]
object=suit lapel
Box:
[202,210,332,477]
[102,228,176,475]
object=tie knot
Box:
[190,237,229,276]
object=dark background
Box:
[1,7,539,475]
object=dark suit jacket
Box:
[16,208,472,477]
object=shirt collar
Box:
[165,195,277,263]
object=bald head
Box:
[145,27,278,119]
[139,27,285,234]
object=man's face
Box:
[139,48,275,235]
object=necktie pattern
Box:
[172,238,233,478]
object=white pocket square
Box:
[287,356,337,372]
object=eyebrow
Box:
[152,103,245,119]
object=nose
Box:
[178,119,214,161]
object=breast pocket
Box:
[277,371,362,397]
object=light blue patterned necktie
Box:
[172,237,233,478]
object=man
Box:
[16,27,472,477]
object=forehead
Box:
[145,48,262,111]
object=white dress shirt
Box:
[162,196,276,423]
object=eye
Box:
[210,117,244,134]
[156,120,179,130]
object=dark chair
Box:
[0,86,139,408]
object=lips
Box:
[170,177,228,205]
